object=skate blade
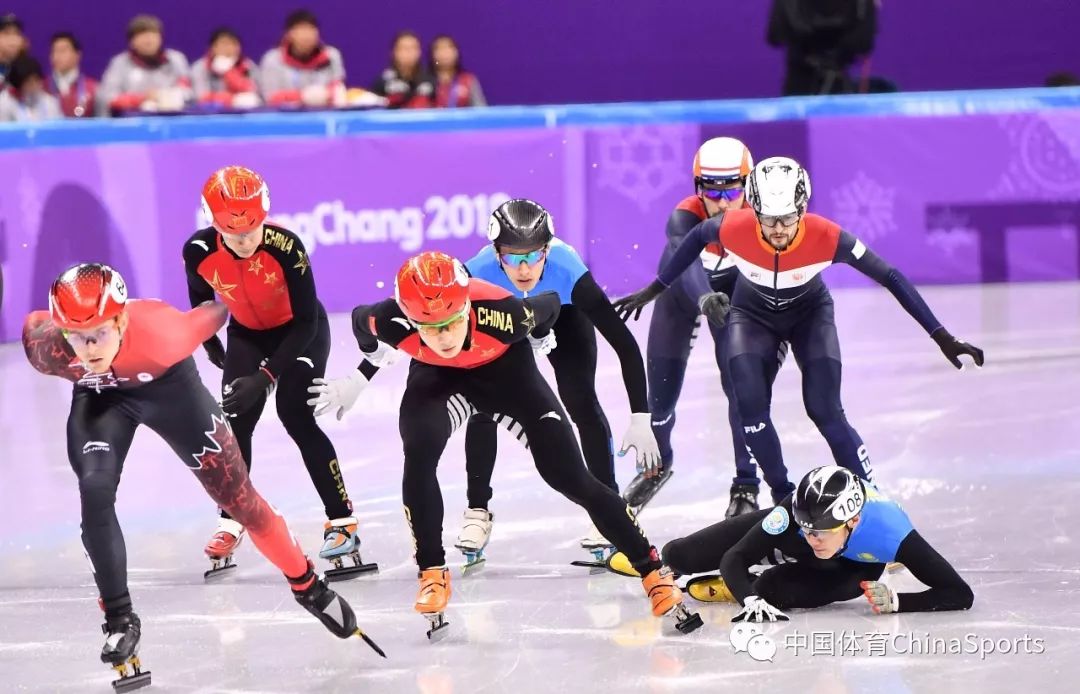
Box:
[324,561,379,583]
[672,606,704,635]
[111,659,152,693]
[424,614,450,642]
[624,470,674,514]
[203,561,237,581]
[354,628,387,658]
[461,557,486,576]
[569,559,608,575]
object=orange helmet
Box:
[201,165,270,235]
[49,263,128,330]
[394,251,471,325]
[692,137,753,187]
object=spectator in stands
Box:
[0,13,27,88]
[192,28,261,109]
[371,31,434,109]
[260,9,345,108]
[1045,72,1080,87]
[429,35,486,108]
[98,15,192,115]
[47,32,98,118]
[0,54,62,121]
[767,0,878,95]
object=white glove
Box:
[361,341,402,368]
[301,83,330,107]
[860,581,899,614]
[231,92,261,109]
[306,370,369,420]
[732,595,789,623]
[618,412,662,476]
[528,330,557,356]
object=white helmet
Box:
[745,156,812,216]
[692,137,753,186]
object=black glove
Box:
[222,370,274,416]
[612,280,666,322]
[203,336,226,370]
[931,328,984,370]
[697,291,731,329]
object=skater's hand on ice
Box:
[307,370,369,420]
[528,330,558,356]
[732,595,789,623]
[860,581,899,614]
[612,280,666,322]
[222,370,274,416]
[931,328,984,370]
[362,341,402,368]
[619,412,662,477]
[697,291,731,329]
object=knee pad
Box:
[78,472,120,516]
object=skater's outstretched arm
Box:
[833,228,984,368]
[571,273,647,413]
[719,503,801,605]
[862,530,974,613]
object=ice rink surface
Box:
[1,282,1078,693]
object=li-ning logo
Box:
[82,441,111,454]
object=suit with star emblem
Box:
[21,298,313,610]
[660,484,973,613]
[463,239,649,503]
[348,279,664,573]
[183,223,356,525]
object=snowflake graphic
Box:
[829,171,897,242]
[990,114,1080,200]
[593,126,685,211]
[924,207,978,258]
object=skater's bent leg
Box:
[661,509,769,576]
[400,366,455,569]
[646,284,699,467]
[728,352,791,500]
[549,308,617,491]
[219,329,268,519]
[275,322,352,519]
[713,322,759,486]
[464,413,497,509]
[66,390,138,611]
[144,367,309,583]
[791,304,873,480]
[753,559,884,610]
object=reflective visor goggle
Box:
[700,186,745,202]
[408,306,469,335]
[61,321,118,347]
[797,521,847,539]
[758,212,801,228]
[499,248,547,267]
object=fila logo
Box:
[82,441,111,454]
[744,422,767,434]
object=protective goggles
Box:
[498,248,547,267]
[408,306,469,335]
[700,186,745,202]
[61,322,118,347]
[758,212,801,228]
[797,521,848,539]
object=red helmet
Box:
[201,165,270,235]
[49,263,128,330]
[394,251,470,325]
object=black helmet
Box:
[487,198,554,249]
[792,466,866,531]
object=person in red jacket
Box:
[191,27,261,109]
[429,35,486,108]
[23,264,381,688]
[184,165,373,582]
[46,32,98,118]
